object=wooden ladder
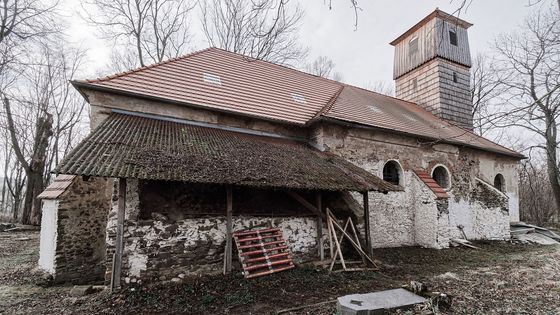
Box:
[233,227,295,279]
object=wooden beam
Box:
[224,186,233,274]
[286,191,324,219]
[111,178,126,292]
[315,192,324,261]
[362,191,372,256]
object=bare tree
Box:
[519,159,557,225]
[364,80,394,96]
[1,44,88,225]
[0,0,63,223]
[306,56,342,81]
[491,6,560,220]
[201,0,307,66]
[81,0,195,70]
[470,54,509,136]
[4,94,52,225]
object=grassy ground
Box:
[1,230,559,314]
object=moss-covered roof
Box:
[55,113,399,192]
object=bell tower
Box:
[391,9,473,130]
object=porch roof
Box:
[54,113,400,192]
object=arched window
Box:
[494,174,505,192]
[383,160,402,186]
[432,165,450,189]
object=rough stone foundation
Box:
[104,179,325,286]
[114,216,321,285]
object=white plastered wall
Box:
[38,199,58,274]
[478,155,520,222]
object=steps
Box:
[233,227,294,278]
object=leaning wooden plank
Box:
[234,227,295,278]
[111,178,127,292]
[239,245,289,256]
[328,210,346,271]
[329,212,378,268]
[234,228,280,236]
[450,238,479,249]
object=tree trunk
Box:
[20,113,53,225]
[545,116,560,223]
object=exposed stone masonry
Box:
[105,179,324,286]
[53,177,110,284]
[316,124,514,248]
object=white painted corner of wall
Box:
[38,200,58,274]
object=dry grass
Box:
[1,230,559,314]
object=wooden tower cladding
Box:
[391,9,473,130]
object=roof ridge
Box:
[206,47,348,87]
[309,85,345,123]
[83,47,215,84]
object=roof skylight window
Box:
[291,93,307,104]
[370,106,383,114]
[203,73,221,85]
[403,114,417,122]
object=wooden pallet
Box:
[233,227,295,279]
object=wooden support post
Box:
[111,178,126,292]
[362,191,371,256]
[286,191,325,219]
[315,192,324,261]
[224,186,233,274]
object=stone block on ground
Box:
[337,288,427,315]
[69,285,95,297]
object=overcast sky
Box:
[63,0,534,88]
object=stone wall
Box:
[84,89,308,140]
[316,123,517,248]
[105,179,324,286]
[51,177,111,284]
[447,179,510,240]
[118,216,320,285]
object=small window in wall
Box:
[452,72,458,83]
[449,29,458,46]
[494,174,505,192]
[432,165,450,189]
[409,36,418,57]
[383,160,402,186]
[412,77,418,90]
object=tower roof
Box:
[390,8,473,46]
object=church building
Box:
[37,9,523,287]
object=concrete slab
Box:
[515,233,559,245]
[337,288,427,315]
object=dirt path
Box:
[1,230,559,314]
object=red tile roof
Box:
[73,47,523,159]
[38,175,76,199]
[413,170,449,199]
[54,113,400,192]
[79,48,341,125]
